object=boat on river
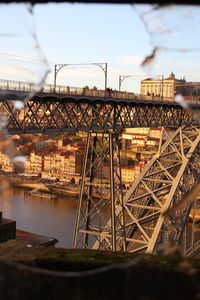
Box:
[30,188,57,199]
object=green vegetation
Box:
[0,240,200,274]
[35,247,194,272]
[35,248,136,271]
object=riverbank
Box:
[0,174,112,199]
[16,229,58,247]
[1,175,80,197]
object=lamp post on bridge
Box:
[54,62,108,97]
[119,75,136,92]
[118,74,145,93]
[161,75,164,101]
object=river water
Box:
[0,186,78,248]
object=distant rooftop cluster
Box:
[0,127,161,186]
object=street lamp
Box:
[119,75,136,92]
[161,75,164,101]
[119,74,147,92]
[54,62,107,97]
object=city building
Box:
[0,152,13,172]
[29,152,43,174]
[121,166,136,183]
[121,163,145,185]
[122,128,161,149]
[141,72,200,99]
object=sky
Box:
[0,3,200,93]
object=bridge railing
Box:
[0,78,200,104]
[0,78,137,99]
[0,79,35,92]
[0,79,83,95]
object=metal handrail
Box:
[0,78,200,104]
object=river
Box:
[0,186,78,248]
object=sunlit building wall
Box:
[141,72,200,99]
[29,153,43,173]
[141,72,176,99]
[0,152,13,172]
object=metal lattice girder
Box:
[1,97,200,133]
[96,126,200,254]
[124,126,200,254]
[73,131,126,251]
[184,195,200,257]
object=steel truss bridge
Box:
[1,79,200,257]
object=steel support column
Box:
[73,131,126,251]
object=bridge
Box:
[0,79,199,134]
[1,78,200,257]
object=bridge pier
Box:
[73,131,126,251]
[73,126,200,256]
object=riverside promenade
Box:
[2,175,80,197]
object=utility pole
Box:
[161,75,164,101]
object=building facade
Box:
[140,72,196,100]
